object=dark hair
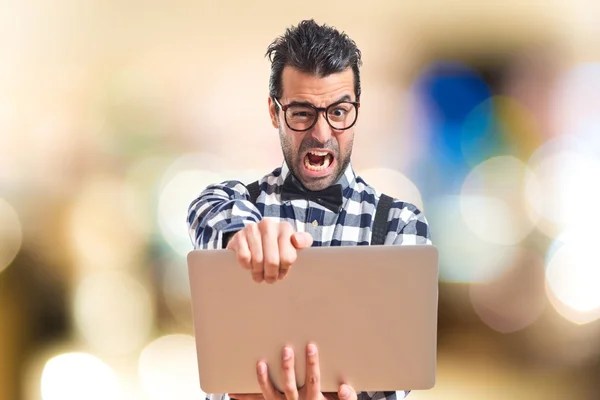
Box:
[265,19,362,107]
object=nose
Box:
[310,112,333,144]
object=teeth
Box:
[304,154,332,171]
[309,151,328,156]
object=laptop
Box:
[187,244,439,394]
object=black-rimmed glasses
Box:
[273,97,360,132]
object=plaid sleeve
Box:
[187,180,262,250]
[359,391,410,400]
[387,201,432,245]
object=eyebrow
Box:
[287,94,353,108]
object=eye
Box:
[329,105,350,119]
[292,111,312,117]
[288,106,315,120]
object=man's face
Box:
[269,66,356,192]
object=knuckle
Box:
[238,255,251,268]
[264,254,279,268]
[308,375,319,385]
[237,247,251,261]
[283,382,296,393]
[252,251,264,265]
[280,251,297,266]
[282,360,294,371]
[279,220,293,230]
[278,222,294,236]
[259,219,275,231]
[238,251,250,262]
[246,223,258,234]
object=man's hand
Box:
[226,220,313,283]
[230,344,357,400]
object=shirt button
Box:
[312,220,318,227]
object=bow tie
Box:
[280,174,343,213]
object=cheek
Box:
[280,130,300,152]
[336,131,354,153]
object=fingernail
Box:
[282,347,292,360]
[257,361,266,375]
[339,385,350,398]
[307,343,317,355]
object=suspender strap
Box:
[371,193,393,245]
[246,180,260,205]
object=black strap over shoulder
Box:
[246,180,260,205]
[371,193,393,245]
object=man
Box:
[187,19,432,400]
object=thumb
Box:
[338,384,357,400]
[291,231,313,249]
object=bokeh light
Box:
[0,197,22,274]
[427,195,511,283]
[525,139,600,238]
[552,62,600,143]
[0,101,21,186]
[469,247,546,333]
[357,167,424,211]
[157,153,228,256]
[138,334,205,400]
[411,61,491,164]
[161,255,194,330]
[407,60,494,197]
[40,352,121,400]
[545,235,600,325]
[66,175,148,274]
[460,156,538,245]
[461,96,543,166]
[73,270,154,356]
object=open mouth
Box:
[303,150,333,171]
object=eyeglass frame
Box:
[272,96,360,132]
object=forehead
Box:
[280,66,354,104]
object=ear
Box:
[268,97,279,129]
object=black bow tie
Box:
[281,174,343,213]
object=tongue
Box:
[307,154,324,165]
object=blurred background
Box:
[1,0,599,399]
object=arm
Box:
[388,201,432,246]
[187,180,262,250]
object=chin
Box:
[301,178,333,192]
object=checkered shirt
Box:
[187,161,433,400]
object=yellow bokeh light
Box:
[40,352,121,400]
[0,197,22,274]
[138,334,205,400]
[66,175,149,274]
[73,270,154,356]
